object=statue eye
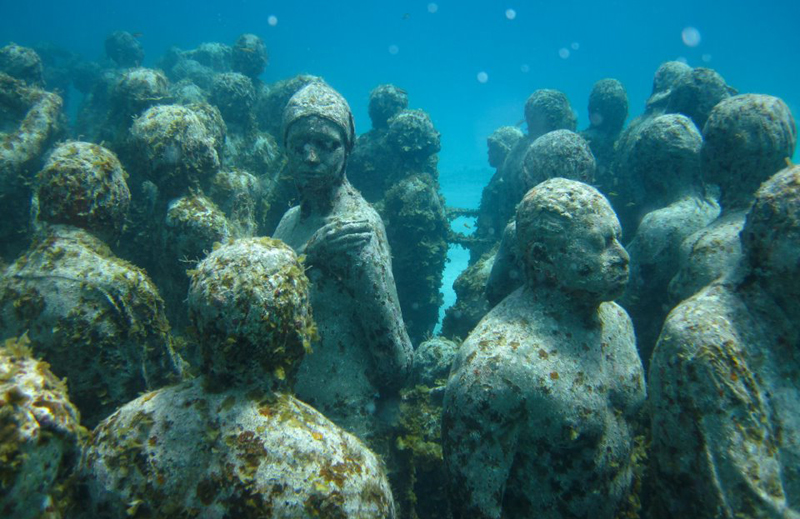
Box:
[321,139,340,152]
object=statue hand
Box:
[304,219,373,265]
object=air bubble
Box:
[681,26,701,47]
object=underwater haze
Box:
[4,0,799,196]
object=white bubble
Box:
[682,26,701,47]
[477,71,489,83]
[558,48,570,59]
[267,15,278,26]
[388,44,399,55]
[428,3,439,13]
[571,41,580,50]
[520,64,530,73]
[702,53,712,63]
[505,9,517,20]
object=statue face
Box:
[286,116,347,192]
[551,210,629,302]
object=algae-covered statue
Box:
[649,164,800,519]
[618,113,719,367]
[669,93,796,302]
[79,238,396,518]
[273,82,413,447]
[443,178,645,519]
[0,141,183,428]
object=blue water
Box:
[3,0,799,325]
[4,0,799,175]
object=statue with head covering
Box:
[273,81,413,451]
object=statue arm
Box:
[304,215,413,391]
[443,368,522,519]
[351,218,413,391]
[486,221,523,307]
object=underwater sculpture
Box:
[618,113,719,367]
[0,42,45,87]
[0,141,183,428]
[579,78,628,195]
[120,102,233,338]
[0,69,63,261]
[471,88,577,261]
[612,63,735,239]
[441,125,523,340]
[443,178,645,519]
[0,335,86,519]
[485,129,597,306]
[347,83,410,203]
[273,82,413,447]
[669,94,796,302]
[79,238,396,518]
[348,84,448,344]
[649,164,800,519]
[104,30,144,68]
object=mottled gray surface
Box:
[0,72,63,259]
[80,239,395,518]
[645,60,692,113]
[80,380,395,519]
[104,31,143,68]
[0,340,85,519]
[650,165,800,519]
[520,129,595,190]
[668,209,746,302]
[444,178,645,519]
[0,226,182,427]
[0,43,44,86]
[702,94,797,211]
[413,336,459,387]
[484,131,597,306]
[665,67,736,129]
[274,84,412,447]
[474,89,579,260]
[209,72,256,129]
[581,78,627,192]
[618,114,719,365]
[129,104,220,197]
[35,141,131,243]
[441,245,495,340]
[669,94,796,302]
[386,109,441,161]
[368,83,408,129]
[110,67,171,123]
[487,125,523,169]
[523,88,577,140]
[231,33,268,79]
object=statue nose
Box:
[304,144,319,163]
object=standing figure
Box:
[79,238,395,518]
[273,82,413,447]
[649,165,800,518]
[443,178,645,519]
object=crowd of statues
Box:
[0,30,798,519]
